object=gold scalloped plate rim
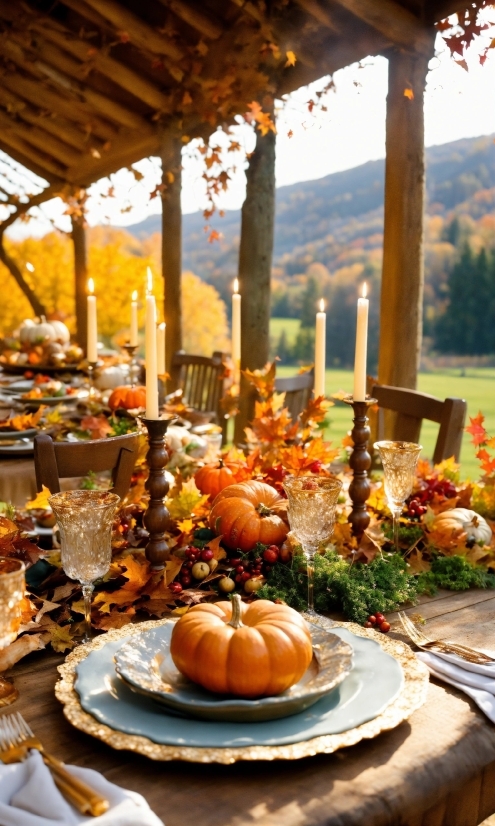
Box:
[55,619,429,764]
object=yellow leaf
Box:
[46,623,75,653]
[172,605,189,616]
[285,50,297,67]
[204,535,226,560]
[177,518,194,534]
[403,87,414,100]
[26,485,52,511]
[167,478,209,520]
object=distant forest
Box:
[127,133,495,367]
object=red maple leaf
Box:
[466,412,487,446]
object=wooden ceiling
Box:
[0,0,474,193]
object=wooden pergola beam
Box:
[0,130,66,179]
[81,0,185,62]
[329,0,433,52]
[64,132,159,186]
[1,74,118,142]
[294,0,340,32]
[157,0,224,39]
[0,110,79,167]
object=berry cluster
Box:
[218,545,280,595]
[406,477,457,519]
[364,612,391,633]
[173,545,218,592]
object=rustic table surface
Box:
[6,588,495,826]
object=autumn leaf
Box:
[243,360,277,400]
[407,549,431,574]
[285,50,297,67]
[120,554,152,592]
[95,606,136,630]
[476,448,495,476]
[466,411,487,446]
[26,485,52,511]
[204,535,226,560]
[177,518,194,535]
[80,415,113,440]
[45,623,75,653]
[403,87,414,100]
[0,407,46,431]
[455,58,469,72]
[167,478,209,520]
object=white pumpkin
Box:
[95,365,128,391]
[19,319,35,345]
[49,320,70,344]
[165,425,192,453]
[20,317,57,345]
[433,508,492,546]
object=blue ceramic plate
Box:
[114,623,354,722]
[75,626,403,748]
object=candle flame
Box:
[26,262,35,273]
[146,266,153,295]
[87,278,95,295]
[362,282,367,299]
[131,290,138,301]
[233,278,239,294]
[319,298,325,312]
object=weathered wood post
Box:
[71,212,88,353]
[378,35,436,401]
[234,107,276,443]
[160,127,182,386]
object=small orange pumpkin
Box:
[170,594,313,697]
[108,385,147,411]
[209,480,288,551]
[195,460,240,500]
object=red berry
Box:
[263,548,279,564]
[368,615,377,625]
[180,574,191,587]
[380,621,391,633]
[241,572,251,582]
[169,582,183,594]
[364,621,373,628]
[185,547,196,558]
[264,565,272,574]
[201,549,214,562]
[235,574,243,584]
[230,558,242,567]
[308,460,322,473]
[183,560,193,569]
[374,613,385,624]
[235,565,244,575]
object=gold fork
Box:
[0,712,109,817]
[398,612,495,665]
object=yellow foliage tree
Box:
[0,228,229,357]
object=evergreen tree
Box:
[299,277,320,328]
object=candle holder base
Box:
[87,361,100,400]
[123,343,139,387]
[343,396,377,538]
[141,416,176,570]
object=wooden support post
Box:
[160,129,182,385]
[378,36,435,399]
[234,111,276,444]
[71,213,88,353]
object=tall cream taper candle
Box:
[145,268,159,419]
[353,283,369,402]
[87,278,98,363]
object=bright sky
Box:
[6,27,495,239]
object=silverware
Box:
[0,712,109,817]
[398,612,495,665]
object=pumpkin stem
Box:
[257,503,272,517]
[40,315,46,323]
[228,594,243,629]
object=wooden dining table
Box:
[7,586,495,826]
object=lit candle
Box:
[145,267,159,419]
[130,290,138,347]
[157,322,166,376]
[232,278,241,384]
[314,298,326,397]
[353,283,369,402]
[87,278,98,363]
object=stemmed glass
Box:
[0,557,25,706]
[283,475,342,618]
[49,490,120,643]
[374,440,422,553]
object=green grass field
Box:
[276,365,495,479]
[270,317,301,346]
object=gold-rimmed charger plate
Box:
[56,617,429,764]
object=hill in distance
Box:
[125,133,495,286]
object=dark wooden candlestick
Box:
[343,397,377,538]
[141,417,175,570]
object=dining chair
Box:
[33,432,139,500]
[275,371,314,421]
[169,351,228,423]
[370,383,467,463]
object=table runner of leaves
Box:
[1,363,495,668]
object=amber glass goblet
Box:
[374,440,422,553]
[49,490,120,642]
[283,475,342,617]
[0,557,25,707]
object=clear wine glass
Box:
[374,440,422,553]
[0,557,25,707]
[49,490,120,643]
[283,475,342,618]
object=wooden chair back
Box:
[370,383,467,464]
[275,371,314,421]
[170,351,227,417]
[34,432,139,501]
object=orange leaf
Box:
[204,535,226,560]
[403,87,414,100]
[466,411,487,446]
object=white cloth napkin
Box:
[0,750,164,826]
[417,649,495,723]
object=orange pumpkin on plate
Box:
[170,594,313,697]
[195,460,240,500]
[208,480,288,551]
[108,385,147,411]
